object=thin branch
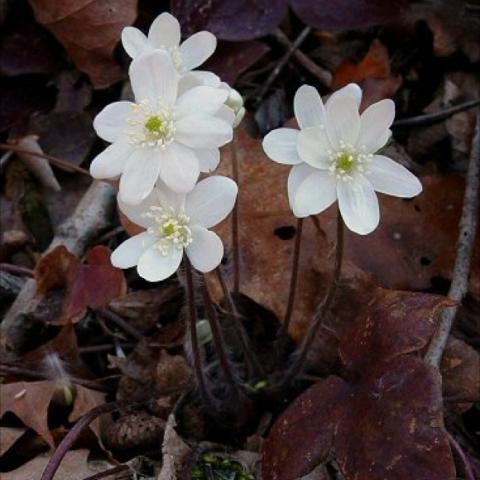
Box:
[0,142,91,176]
[283,218,304,332]
[96,307,144,342]
[231,135,241,294]
[425,114,480,367]
[0,263,34,277]
[283,210,344,387]
[273,28,332,87]
[393,99,480,128]
[81,465,130,480]
[254,27,311,104]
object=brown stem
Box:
[283,217,304,332]
[184,259,215,409]
[201,276,242,396]
[215,267,264,378]
[282,210,344,387]
[231,135,241,294]
[0,143,91,176]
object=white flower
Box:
[220,82,245,128]
[111,176,238,282]
[262,84,422,235]
[90,51,233,203]
[121,12,218,86]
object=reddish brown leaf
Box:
[333,40,402,109]
[262,291,455,480]
[35,245,127,324]
[28,0,138,88]
[0,426,26,456]
[69,385,106,438]
[0,380,57,447]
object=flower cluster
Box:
[90,13,243,281]
[263,84,422,234]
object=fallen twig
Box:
[0,142,91,176]
[254,27,311,105]
[393,99,480,128]
[273,28,332,87]
[96,307,144,342]
[425,113,480,367]
[1,181,116,348]
[0,263,34,277]
[447,432,476,480]
[81,464,130,480]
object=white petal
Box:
[186,176,237,228]
[287,163,318,213]
[294,85,327,129]
[186,226,223,272]
[179,31,217,70]
[90,142,133,179]
[196,148,220,172]
[188,70,221,87]
[326,95,361,150]
[297,126,332,169]
[93,101,134,143]
[121,27,150,59]
[111,232,156,268]
[215,105,235,126]
[147,12,181,48]
[337,176,379,235]
[293,170,337,218]
[357,99,395,153]
[159,143,199,193]
[176,115,232,148]
[137,245,183,282]
[262,128,301,165]
[129,51,178,104]
[119,149,161,205]
[326,83,362,109]
[367,155,422,198]
[176,86,228,118]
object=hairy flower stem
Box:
[184,259,215,410]
[231,135,241,294]
[282,210,344,387]
[201,275,243,397]
[215,267,265,379]
[283,217,304,332]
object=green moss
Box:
[192,453,255,480]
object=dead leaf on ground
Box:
[0,426,26,456]
[35,245,127,324]
[1,449,113,480]
[0,380,57,447]
[28,0,138,88]
[333,39,402,109]
[262,289,456,480]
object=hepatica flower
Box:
[262,84,422,235]
[111,176,237,282]
[90,51,233,203]
[122,12,217,85]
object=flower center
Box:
[144,205,192,256]
[127,100,176,149]
[328,142,373,182]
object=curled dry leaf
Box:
[0,426,26,456]
[28,0,138,88]
[262,289,456,480]
[35,245,127,324]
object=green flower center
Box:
[145,115,167,135]
[162,223,177,236]
[336,152,356,174]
